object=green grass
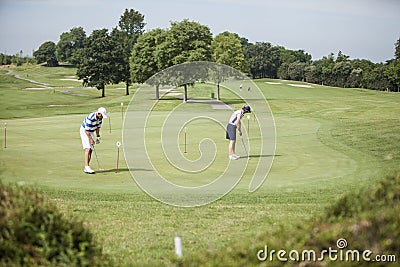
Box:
[1,65,399,266]
[0,65,137,119]
[183,173,400,266]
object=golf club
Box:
[92,146,104,171]
[241,136,250,160]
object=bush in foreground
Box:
[0,182,108,266]
[176,174,400,266]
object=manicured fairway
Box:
[1,66,399,266]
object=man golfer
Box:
[80,107,107,174]
[226,105,251,160]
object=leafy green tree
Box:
[336,50,350,62]
[350,59,376,88]
[211,32,248,73]
[76,29,114,97]
[277,48,311,81]
[329,51,352,87]
[385,60,400,91]
[279,48,312,64]
[109,28,127,88]
[365,64,392,91]
[33,41,58,67]
[306,50,396,90]
[348,68,363,88]
[304,65,320,84]
[332,61,352,87]
[56,27,86,66]
[244,42,280,78]
[131,20,212,101]
[277,62,290,80]
[384,38,400,91]
[211,31,248,100]
[130,28,167,99]
[395,38,400,59]
[0,53,11,65]
[156,19,213,70]
[314,53,335,85]
[11,50,23,66]
[113,8,145,95]
[351,59,375,72]
[288,62,308,81]
[155,19,213,101]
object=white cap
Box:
[97,107,107,118]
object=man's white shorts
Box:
[80,126,94,149]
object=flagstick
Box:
[116,141,121,173]
[108,116,112,133]
[247,115,250,135]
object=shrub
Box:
[326,173,400,219]
[308,173,400,266]
[0,182,108,266]
[175,174,400,266]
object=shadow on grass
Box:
[98,168,153,173]
[239,154,281,159]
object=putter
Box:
[92,146,104,171]
[241,137,250,160]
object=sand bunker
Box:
[288,84,313,88]
[265,82,282,85]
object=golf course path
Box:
[187,98,233,110]
[6,69,91,96]
[7,69,49,87]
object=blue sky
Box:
[0,0,399,62]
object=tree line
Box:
[5,8,400,95]
[0,51,35,66]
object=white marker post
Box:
[116,141,121,173]
[4,123,7,149]
[174,236,183,258]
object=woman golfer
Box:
[80,107,107,174]
[226,105,251,160]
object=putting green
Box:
[267,116,357,187]
[0,114,137,192]
[0,108,358,195]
